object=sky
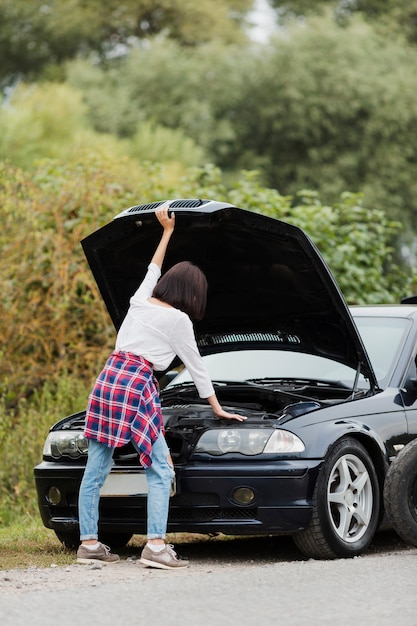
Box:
[247,0,278,42]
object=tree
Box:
[0,82,205,170]
[66,19,417,230]
[232,15,417,227]
[0,0,252,85]
[268,0,417,43]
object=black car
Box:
[34,199,417,559]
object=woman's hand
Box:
[156,203,175,232]
[215,408,247,422]
[151,203,175,268]
[206,394,247,421]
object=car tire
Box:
[98,532,133,549]
[294,437,380,559]
[384,437,417,547]
[54,530,80,550]
[54,530,133,551]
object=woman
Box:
[77,203,245,569]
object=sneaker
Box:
[77,542,120,564]
[140,543,188,570]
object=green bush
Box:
[0,376,89,525]
[0,82,205,172]
[0,155,185,402]
[182,166,412,304]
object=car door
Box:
[399,351,417,438]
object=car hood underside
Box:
[81,199,377,387]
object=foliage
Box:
[66,39,245,152]
[0,82,205,171]
[0,378,89,525]
[270,0,417,43]
[0,518,75,568]
[221,15,417,227]
[128,122,205,168]
[2,2,417,236]
[0,0,252,84]
[0,155,180,402]
[0,517,224,568]
[287,191,406,305]
[65,21,417,232]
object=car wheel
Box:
[54,530,133,551]
[98,532,133,549]
[384,438,417,547]
[54,530,80,550]
[294,438,380,559]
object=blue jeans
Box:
[78,434,174,541]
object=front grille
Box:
[97,506,258,523]
[221,508,257,520]
[169,507,257,522]
[172,492,218,506]
[169,490,256,522]
[97,492,257,524]
[100,507,147,521]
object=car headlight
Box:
[43,431,89,459]
[195,428,305,456]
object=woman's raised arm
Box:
[151,203,175,269]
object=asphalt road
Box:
[1,531,416,626]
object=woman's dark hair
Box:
[153,261,208,321]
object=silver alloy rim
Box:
[327,453,373,543]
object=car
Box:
[34,199,417,559]
[383,437,417,548]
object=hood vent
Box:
[198,331,302,348]
[121,199,210,217]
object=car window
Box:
[353,316,410,385]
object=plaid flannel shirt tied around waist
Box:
[84,351,163,468]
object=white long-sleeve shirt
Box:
[115,263,215,399]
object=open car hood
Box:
[81,199,378,388]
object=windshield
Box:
[166,315,410,390]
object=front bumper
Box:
[34,458,323,537]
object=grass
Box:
[0,515,220,570]
[2,515,413,571]
[0,517,154,570]
[0,516,76,570]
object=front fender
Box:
[297,418,388,474]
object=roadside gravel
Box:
[1,533,416,626]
